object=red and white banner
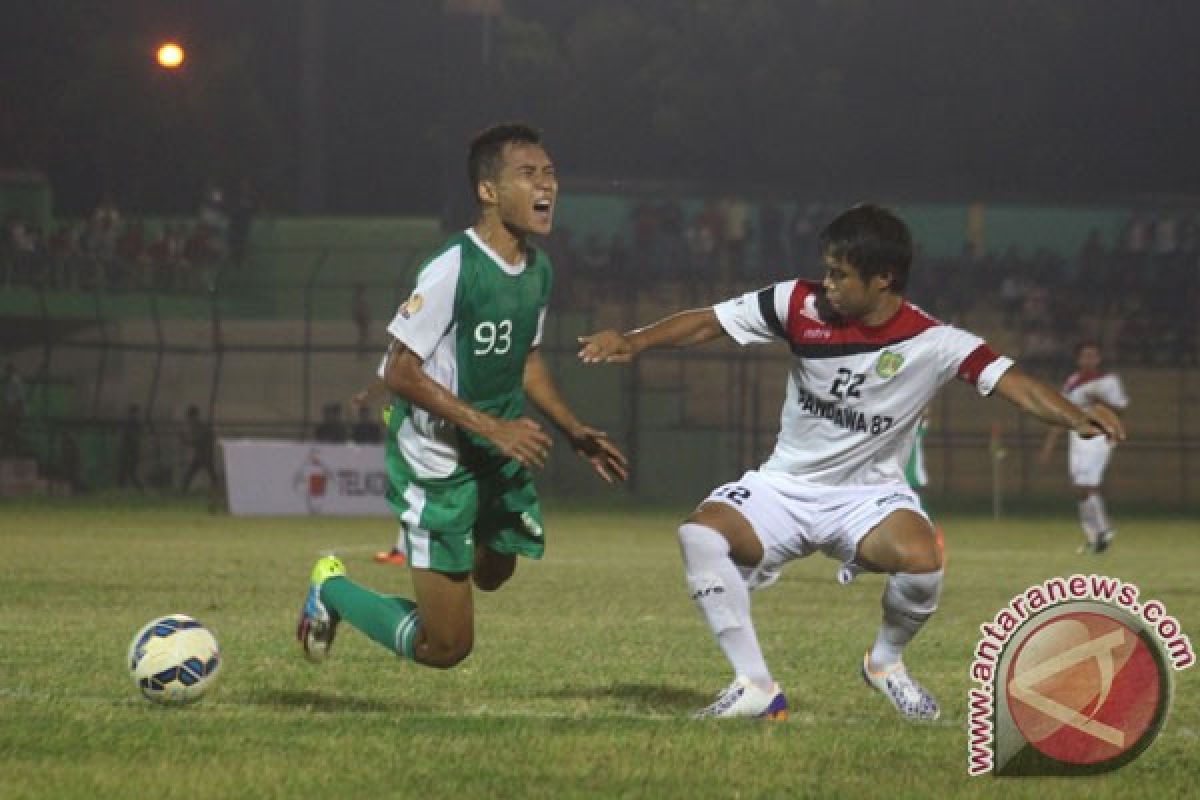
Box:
[220,439,391,516]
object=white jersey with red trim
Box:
[713,280,1014,487]
[1061,371,1128,413]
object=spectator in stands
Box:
[685,209,718,279]
[116,403,145,492]
[146,224,189,290]
[185,225,221,290]
[198,182,229,257]
[351,283,371,361]
[228,179,259,268]
[115,219,146,290]
[788,202,821,265]
[1,362,27,457]
[58,429,84,494]
[1019,321,1060,374]
[758,199,785,277]
[579,233,609,273]
[46,223,86,291]
[1115,306,1153,365]
[85,193,121,289]
[351,404,383,444]
[1122,215,1151,256]
[721,195,752,277]
[314,403,348,443]
[179,405,217,493]
[608,233,630,299]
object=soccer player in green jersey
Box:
[298,123,628,669]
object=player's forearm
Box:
[523,351,584,435]
[383,352,501,439]
[996,369,1088,430]
[626,308,725,354]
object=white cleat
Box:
[693,676,789,720]
[862,654,940,722]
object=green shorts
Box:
[386,460,545,574]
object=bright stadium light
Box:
[156,42,186,70]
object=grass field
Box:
[1,500,1197,799]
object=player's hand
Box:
[487,417,554,470]
[567,425,629,484]
[1074,404,1125,443]
[577,331,635,363]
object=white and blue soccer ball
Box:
[128,614,221,705]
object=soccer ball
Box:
[128,614,222,705]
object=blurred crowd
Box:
[544,201,1200,370]
[1,181,257,293]
[911,212,1200,370]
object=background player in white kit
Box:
[579,204,1124,722]
[1039,341,1128,554]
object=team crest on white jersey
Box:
[876,350,904,379]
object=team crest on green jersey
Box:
[876,351,904,379]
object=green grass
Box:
[1,503,1196,798]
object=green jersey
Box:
[904,414,928,489]
[382,229,552,484]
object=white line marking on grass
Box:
[3,688,1194,740]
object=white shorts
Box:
[700,470,928,571]
[1067,432,1114,488]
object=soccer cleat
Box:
[693,676,789,720]
[1094,530,1115,554]
[297,555,346,663]
[373,548,408,566]
[862,653,940,722]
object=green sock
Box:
[320,577,420,660]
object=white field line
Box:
[2,686,1195,739]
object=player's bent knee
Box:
[903,545,943,574]
[473,565,514,592]
[420,634,474,668]
[473,549,516,592]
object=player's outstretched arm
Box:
[577,308,727,364]
[382,340,552,469]
[523,349,628,483]
[994,367,1126,443]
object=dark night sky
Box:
[3,1,1199,215]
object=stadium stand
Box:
[2,196,1198,505]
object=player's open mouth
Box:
[533,199,552,213]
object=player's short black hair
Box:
[818,204,913,292]
[1075,339,1102,356]
[467,122,543,201]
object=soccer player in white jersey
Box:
[578,204,1124,722]
[1039,341,1128,554]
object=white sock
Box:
[868,570,944,671]
[1077,498,1099,544]
[1090,493,1112,534]
[678,522,772,689]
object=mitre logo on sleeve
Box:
[400,293,424,319]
